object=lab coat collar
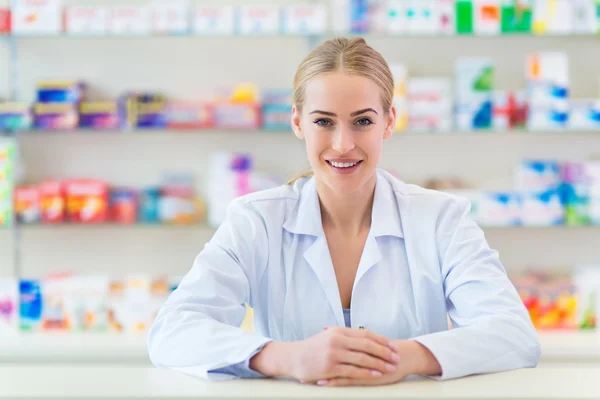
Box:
[283,170,404,239]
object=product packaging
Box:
[79,102,120,130]
[65,179,109,223]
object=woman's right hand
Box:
[250,327,401,383]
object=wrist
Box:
[408,340,442,376]
[249,341,295,378]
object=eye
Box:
[355,117,373,126]
[313,118,333,127]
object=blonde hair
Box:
[288,37,395,185]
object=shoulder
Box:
[378,170,472,224]
[225,178,305,222]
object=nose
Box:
[331,126,355,154]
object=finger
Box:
[319,378,376,387]
[341,328,397,352]
[339,350,397,374]
[330,364,383,381]
[344,337,401,365]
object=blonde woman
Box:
[148,38,540,386]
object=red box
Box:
[39,180,65,223]
[65,179,109,223]
[166,101,214,130]
[0,9,10,34]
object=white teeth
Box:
[330,161,358,168]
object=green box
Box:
[456,0,474,34]
[501,1,533,33]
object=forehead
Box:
[303,72,383,113]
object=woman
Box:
[148,37,540,386]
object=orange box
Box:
[65,179,109,223]
[0,9,10,34]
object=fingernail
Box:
[371,370,383,377]
[317,380,329,386]
[385,363,397,372]
[391,353,401,363]
[324,327,328,330]
[388,342,398,352]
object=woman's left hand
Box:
[315,340,442,387]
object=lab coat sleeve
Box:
[413,197,541,380]
[147,199,273,380]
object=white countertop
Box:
[0,366,599,400]
[1,331,599,364]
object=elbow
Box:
[147,318,171,368]
[526,329,542,368]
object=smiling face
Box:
[292,71,396,196]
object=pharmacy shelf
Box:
[0,331,598,365]
[6,33,600,40]
[15,129,600,137]
[6,224,600,232]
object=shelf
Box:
[0,331,597,365]
[5,33,600,40]
[10,129,600,138]
[4,224,600,231]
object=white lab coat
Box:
[148,169,540,380]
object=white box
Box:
[239,5,280,35]
[65,6,108,35]
[474,0,500,35]
[406,0,439,35]
[152,0,189,35]
[438,0,456,34]
[109,6,152,36]
[193,6,235,36]
[282,4,326,35]
[331,0,351,33]
[533,0,574,35]
[387,0,408,34]
[11,0,61,35]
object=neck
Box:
[316,173,377,237]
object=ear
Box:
[291,105,304,140]
[383,105,396,140]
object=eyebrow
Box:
[308,108,379,117]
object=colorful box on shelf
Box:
[151,1,189,35]
[559,162,593,226]
[108,6,152,36]
[0,103,32,132]
[2,274,181,335]
[37,80,86,104]
[65,6,109,36]
[11,0,61,35]
[520,189,565,226]
[515,160,561,192]
[238,5,280,35]
[192,6,235,35]
[387,0,442,35]
[34,103,79,130]
[158,172,205,225]
[281,4,327,35]
[39,180,65,223]
[65,179,109,223]
[501,0,533,34]
[0,279,18,332]
[455,0,474,33]
[110,188,138,225]
[474,0,501,36]
[0,8,11,34]
[79,102,121,130]
[165,101,214,130]
[407,78,453,132]
[569,99,600,130]
[493,91,528,130]
[389,63,408,132]
[119,93,167,129]
[476,192,522,226]
[456,57,494,129]
[14,186,41,224]
[261,89,292,131]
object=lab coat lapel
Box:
[303,237,346,327]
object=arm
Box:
[413,197,541,380]
[147,200,272,380]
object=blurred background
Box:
[0,0,599,370]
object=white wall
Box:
[1,0,600,279]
